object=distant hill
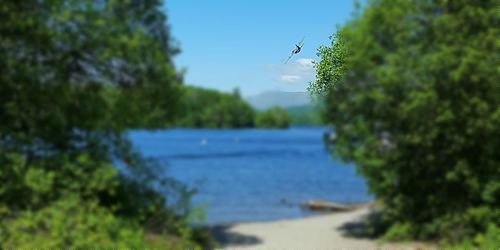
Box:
[286,104,323,126]
[245,91,311,110]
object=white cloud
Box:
[275,58,315,84]
[295,58,314,69]
[266,58,316,89]
[279,75,302,83]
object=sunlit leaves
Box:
[309,32,349,95]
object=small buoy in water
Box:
[200,139,208,146]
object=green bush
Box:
[1,196,145,249]
[451,224,500,250]
[0,153,119,211]
[312,0,499,246]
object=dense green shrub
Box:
[312,0,499,246]
[450,224,500,250]
[1,196,145,249]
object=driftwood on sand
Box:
[300,200,369,212]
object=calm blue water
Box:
[129,127,371,224]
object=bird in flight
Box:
[285,37,305,64]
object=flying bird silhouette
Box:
[285,37,305,64]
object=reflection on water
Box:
[130,127,372,224]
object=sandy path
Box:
[212,208,429,250]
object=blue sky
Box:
[165,1,358,96]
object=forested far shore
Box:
[171,86,321,129]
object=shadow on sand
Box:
[210,225,262,248]
[336,210,387,240]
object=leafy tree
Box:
[312,0,499,244]
[255,106,291,129]
[175,86,255,128]
[0,0,202,248]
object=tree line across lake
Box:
[173,86,291,129]
[173,86,322,129]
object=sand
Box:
[212,207,432,250]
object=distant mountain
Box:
[245,91,312,110]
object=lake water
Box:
[129,127,371,225]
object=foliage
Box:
[0,0,203,248]
[0,194,205,249]
[255,106,291,129]
[449,223,500,250]
[308,32,348,95]
[1,196,145,249]
[314,0,499,246]
[287,104,323,126]
[175,86,255,128]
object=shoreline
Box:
[205,200,374,227]
[211,207,433,250]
